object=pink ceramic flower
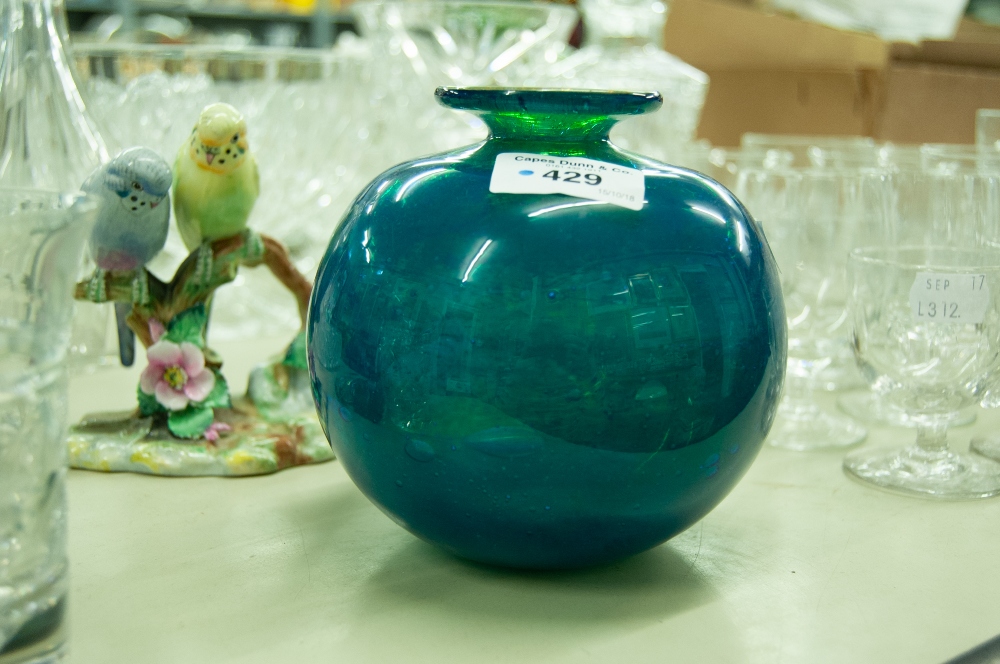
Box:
[139,340,215,411]
[203,421,232,443]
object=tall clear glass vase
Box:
[0,0,114,370]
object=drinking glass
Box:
[735,166,873,450]
[838,163,1000,427]
[844,246,1000,499]
[0,189,96,662]
[976,109,1000,154]
[694,147,792,189]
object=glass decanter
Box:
[527,0,709,163]
[0,0,109,188]
[0,0,115,369]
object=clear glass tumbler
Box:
[976,108,1000,154]
[0,189,96,663]
[735,165,874,450]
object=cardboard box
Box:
[664,0,1000,146]
[876,61,1000,144]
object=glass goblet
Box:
[844,246,1000,499]
[841,163,1000,429]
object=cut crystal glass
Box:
[526,0,708,163]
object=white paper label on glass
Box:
[489,152,645,211]
[908,272,990,323]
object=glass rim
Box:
[740,133,877,148]
[850,245,1000,270]
[734,163,891,178]
[0,189,96,229]
[921,143,987,155]
[0,185,89,198]
[350,0,577,14]
[70,42,359,64]
[0,187,88,202]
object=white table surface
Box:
[65,338,1000,664]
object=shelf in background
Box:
[65,0,356,48]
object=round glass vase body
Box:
[308,88,786,569]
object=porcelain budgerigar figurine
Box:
[69,102,328,478]
[83,146,172,366]
[173,102,260,251]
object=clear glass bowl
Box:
[72,43,381,340]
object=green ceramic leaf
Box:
[282,331,308,370]
[168,406,215,439]
[165,304,208,346]
[198,370,231,410]
[137,387,163,417]
[243,229,266,263]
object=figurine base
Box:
[68,397,334,477]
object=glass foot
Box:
[981,387,1000,409]
[971,436,1000,462]
[844,446,1000,500]
[768,407,868,451]
[837,391,976,428]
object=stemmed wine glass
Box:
[844,246,1000,499]
[839,161,1000,428]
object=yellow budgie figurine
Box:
[173,102,260,250]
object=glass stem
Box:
[778,376,819,418]
[915,423,949,453]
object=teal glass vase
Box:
[308,87,786,569]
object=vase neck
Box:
[436,88,662,145]
[482,114,621,143]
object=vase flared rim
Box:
[435,87,663,117]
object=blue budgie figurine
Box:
[173,102,260,252]
[83,147,172,367]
